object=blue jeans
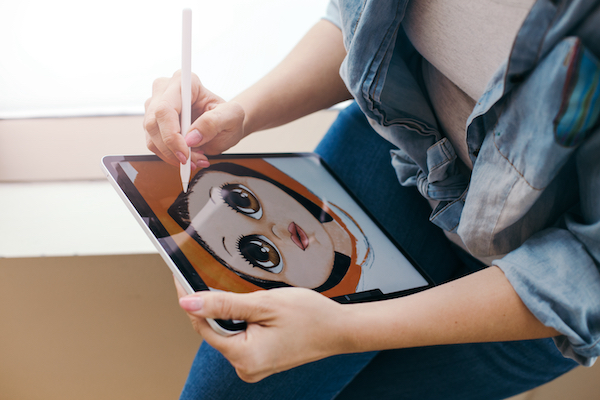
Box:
[179,103,577,400]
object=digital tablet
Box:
[101,153,433,334]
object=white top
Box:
[402,0,535,262]
[403,0,535,168]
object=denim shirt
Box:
[325,0,600,365]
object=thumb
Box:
[186,102,245,154]
[179,291,268,322]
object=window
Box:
[0,0,328,119]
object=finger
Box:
[179,291,272,323]
[144,78,176,163]
[177,294,248,355]
[155,78,187,157]
[187,102,245,154]
[147,121,207,169]
[187,147,210,170]
[145,74,190,165]
[145,133,174,165]
[178,307,269,384]
[172,280,228,343]
[154,101,188,160]
[187,314,241,356]
[144,104,170,160]
[173,276,189,299]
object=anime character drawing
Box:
[168,161,372,294]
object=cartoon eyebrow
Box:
[222,237,232,257]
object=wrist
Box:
[326,300,389,355]
[226,100,252,139]
[230,93,264,137]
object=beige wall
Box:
[0,111,340,182]
[0,254,200,400]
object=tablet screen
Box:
[102,153,432,303]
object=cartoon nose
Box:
[270,223,286,240]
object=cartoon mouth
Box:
[288,222,309,251]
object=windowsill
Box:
[0,180,157,257]
[0,110,338,258]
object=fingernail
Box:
[186,129,203,146]
[197,159,210,168]
[176,151,188,165]
[180,296,204,311]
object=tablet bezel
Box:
[101,152,434,305]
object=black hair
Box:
[169,162,350,292]
[170,162,333,224]
[185,227,351,292]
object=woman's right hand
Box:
[143,70,246,168]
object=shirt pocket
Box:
[491,37,595,191]
[553,40,600,148]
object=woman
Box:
[142,0,599,398]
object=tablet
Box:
[101,153,433,334]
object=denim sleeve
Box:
[495,130,600,366]
[323,0,342,29]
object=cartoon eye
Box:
[237,235,283,274]
[220,183,262,219]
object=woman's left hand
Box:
[174,266,564,384]
[175,281,350,383]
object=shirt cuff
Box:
[323,0,342,29]
[495,227,600,366]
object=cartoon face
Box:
[182,170,352,289]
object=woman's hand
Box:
[143,71,245,168]
[174,267,561,384]
[143,20,349,169]
[175,281,349,383]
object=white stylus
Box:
[180,8,192,192]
